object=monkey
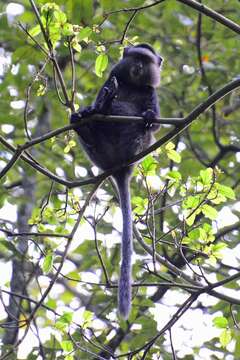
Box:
[71,44,163,319]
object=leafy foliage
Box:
[0,0,239,359]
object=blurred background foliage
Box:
[0,0,239,359]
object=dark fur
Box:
[71,44,162,319]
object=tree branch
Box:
[105,0,240,35]
[1,77,239,186]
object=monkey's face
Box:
[118,45,163,88]
[128,57,161,88]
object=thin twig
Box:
[68,38,76,103]
[120,10,138,44]
[169,329,177,360]
[18,22,48,56]
[29,0,74,110]
[24,58,50,140]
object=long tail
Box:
[114,170,133,319]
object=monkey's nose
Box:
[131,63,143,77]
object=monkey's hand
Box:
[70,106,96,124]
[142,109,158,130]
[108,76,118,98]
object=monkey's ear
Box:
[158,55,164,66]
[123,47,130,57]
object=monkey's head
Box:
[112,44,163,88]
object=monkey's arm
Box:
[71,76,118,124]
[95,76,118,113]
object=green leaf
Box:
[55,312,73,332]
[82,310,93,328]
[203,223,212,232]
[183,196,199,209]
[55,321,67,332]
[95,53,108,77]
[78,26,92,41]
[42,253,53,274]
[132,197,147,215]
[37,223,46,232]
[64,141,75,153]
[188,228,200,241]
[165,142,175,151]
[216,184,236,200]
[185,212,196,226]
[212,242,227,252]
[213,316,228,329]
[62,23,74,36]
[207,187,226,204]
[37,84,46,96]
[166,149,181,163]
[54,10,67,24]
[41,3,60,14]
[59,312,73,325]
[219,329,232,348]
[202,204,218,220]
[71,37,82,52]
[49,24,61,45]
[200,168,213,185]
[29,24,41,37]
[28,208,41,225]
[65,355,74,360]
[69,140,76,148]
[166,170,182,181]
[61,340,73,352]
[211,242,227,259]
[141,155,157,175]
[182,236,190,244]
[64,145,71,153]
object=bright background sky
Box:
[0,3,239,359]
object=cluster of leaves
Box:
[29,2,109,79]
[30,3,92,51]
[135,145,235,264]
[213,316,232,348]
